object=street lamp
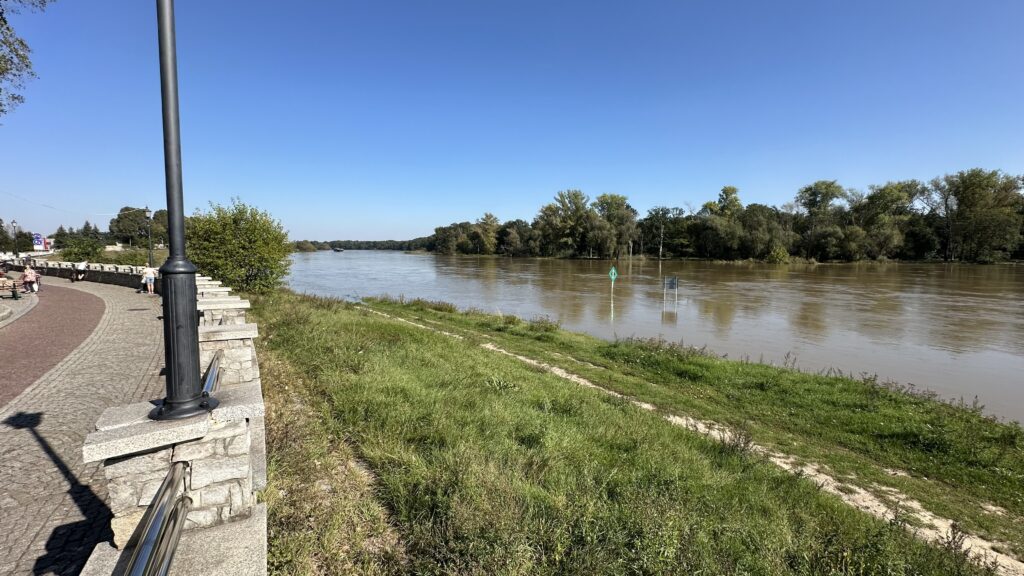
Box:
[150,0,217,420]
[11,220,19,259]
[144,206,153,267]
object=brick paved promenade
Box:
[0,277,164,575]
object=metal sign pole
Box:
[151,0,217,420]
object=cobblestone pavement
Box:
[0,277,165,576]
[0,285,104,408]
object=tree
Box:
[716,186,743,219]
[593,194,639,258]
[52,224,69,249]
[497,219,533,256]
[856,180,927,259]
[186,199,291,293]
[928,169,1023,262]
[0,0,51,117]
[795,180,846,260]
[109,206,152,247]
[640,207,671,259]
[582,210,615,258]
[60,236,102,261]
[152,209,169,245]
[738,204,792,260]
[470,213,500,255]
[532,190,592,257]
[0,218,11,251]
[292,240,317,252]
[13,229,33,252]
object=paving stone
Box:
[0,277,165,575]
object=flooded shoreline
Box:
[289,251,1024,422]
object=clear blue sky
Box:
[2,0,1022,241]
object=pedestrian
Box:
[22,265,39,293]
[74,261,88,282]
[142,265,158,295]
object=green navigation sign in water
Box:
[609,266,618,282]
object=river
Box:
[288,251,1024,422]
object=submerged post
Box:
[152,0,217,419]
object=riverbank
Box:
[253,289,1022,575]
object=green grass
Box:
[365,296,1024,561]
[253,290,1006,575]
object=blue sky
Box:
[1,0,1022,240]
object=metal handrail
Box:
[124,461,189,576]
[201,349,224,396]
[150,495,192,576]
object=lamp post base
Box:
[150,396,219,420]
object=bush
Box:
[765,244,790,264]
[186,199,291,293]
[60,237,103,262]
[291,240,317,252]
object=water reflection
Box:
[289,251,1024,422]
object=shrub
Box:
[765,244,790,264]
[59,237,103,262]
[186,199,291,293]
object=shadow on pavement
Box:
[3,411,113,575]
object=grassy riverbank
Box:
[253,290,1021,575]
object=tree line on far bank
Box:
[296,168,1024,263]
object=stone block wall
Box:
[200,307,248,326]
[100,418,257,547]
[16,260,159,292]
[71,265,267,573]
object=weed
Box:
[527,315,560,332]
[724,423,756,456]
[484,375,519,393]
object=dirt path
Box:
[363,306,1024,576]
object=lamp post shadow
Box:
[3,411,113,575]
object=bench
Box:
[0,278,26,299]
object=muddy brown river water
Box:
[289,251,1024,422]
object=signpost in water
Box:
[609,266,618,321]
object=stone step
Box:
[198,292,238,300]
[81,503,267,576]
[196,299,250,311]
[198,323,258,342]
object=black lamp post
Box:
[151,0,217,420]
[144,206,154,267]
[11,220,20,259]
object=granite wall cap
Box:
[198,323,259,342]
[84,413,210,463]
[95,402,154,431]
[196,299,250,311]
[210,382,265,422]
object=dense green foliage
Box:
[253,290,1004,575]
[58,236,102,261]
[298,168,1024,263]
[0,216,37,252]
[186,199,291,293]
[107,206,168,248]
[290,239,318,252]
[295,238,433,251]
[0,0,51,116]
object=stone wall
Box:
[13,260,160,292]
[45,260,271,575]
